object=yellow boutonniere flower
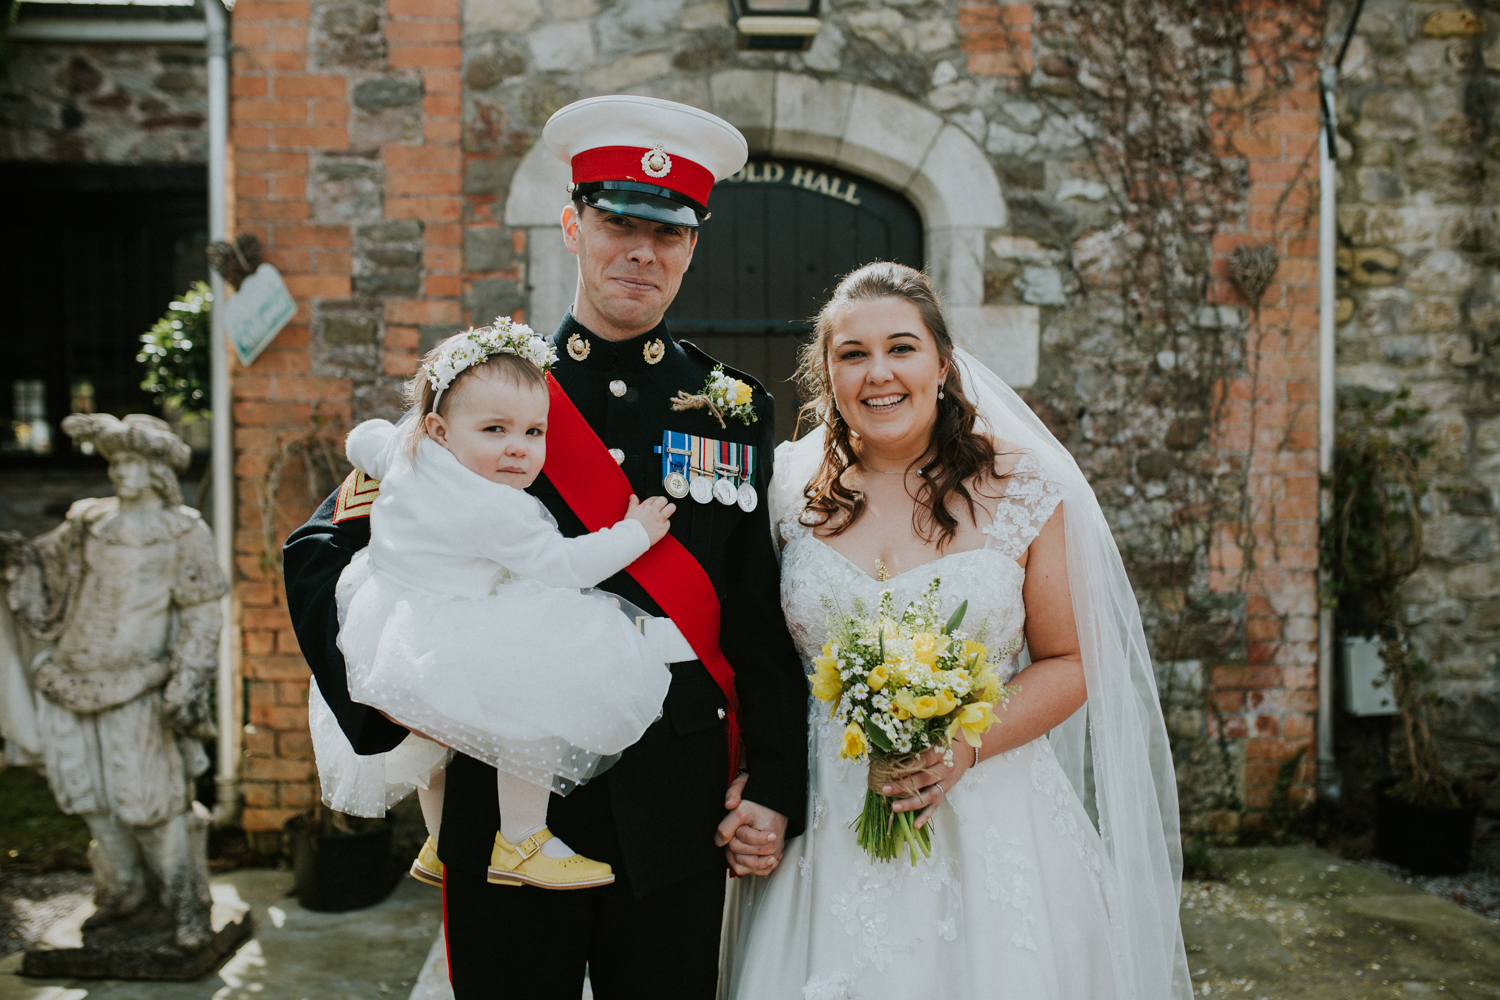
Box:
[733,381,753,406]
[946,702,997,748]
[840,722,868,760]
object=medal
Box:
[737,482,758,512]
[658,431,692,499]
[713,478,737,505]
[690,476,714,504]
[609,379,627,397]
[714,438,741,505]
[737,443,757,511]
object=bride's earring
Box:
[938,381,945,400]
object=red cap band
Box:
[571,145,715,209]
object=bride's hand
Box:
[882,743,975,830]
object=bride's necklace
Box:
[859,456,930,476]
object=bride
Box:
[719,263,1190,1000]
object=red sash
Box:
[542,374,741,785]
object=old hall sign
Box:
[724,159,867,206]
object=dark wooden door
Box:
[668,158,923,442]
[0,164,207,466]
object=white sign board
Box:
[224,263,296,366]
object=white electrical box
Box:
[1342,635,1396,717]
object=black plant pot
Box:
[1374,782,1478,876]
[286,815,396,912]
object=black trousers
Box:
[442,865,727,999]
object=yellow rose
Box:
[733,381,753,406]
[911,632,939,665]
[840,722,868,760]
[946,702,997,747]
[867,664,890,691]
[911,695,939,719]
[892,690,916,720]
[933,689,957,716]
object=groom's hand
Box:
[716,772,788,876]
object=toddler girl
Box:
[308,321,674,890]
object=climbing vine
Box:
[1005,0,1325,829]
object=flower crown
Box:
[424,318,557,408]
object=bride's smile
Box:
[829,298,950,468]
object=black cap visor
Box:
[576,181,708,227]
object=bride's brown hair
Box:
[795,262,1001,550]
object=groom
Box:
[283,96,807,998]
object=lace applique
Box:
[981,826,1039,950]
[812,793,829,831]
[981,453,1063,561]
[799,854,813,879]
[802,972,858,1000]
[1029,739,1106,898]
[921,857,964,942]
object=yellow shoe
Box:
[486,829,615,890]
[410,835,444,886]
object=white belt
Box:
[636,616,698,664]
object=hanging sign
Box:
[223,263,296,366]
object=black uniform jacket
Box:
[283,314,809,897]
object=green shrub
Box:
[138,282,212,419]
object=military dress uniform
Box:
[283,95,808,1000]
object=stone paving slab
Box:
[0,870,442,1000]
[1184,846,1500,999]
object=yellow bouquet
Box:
[810,580,1015,864]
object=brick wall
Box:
[229,0,462,838]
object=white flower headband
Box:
[424,318,557,409]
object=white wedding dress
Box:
[721,453,1126,1000]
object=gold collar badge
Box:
[567,332,591,361]
[643,339,665,365]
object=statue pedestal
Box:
[21,885,253,981]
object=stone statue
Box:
[2,414,227,954]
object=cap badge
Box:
[567,332,591,361]
[640,143,673,179]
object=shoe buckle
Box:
[515,835,543,860]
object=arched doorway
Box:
[667,158,923,442]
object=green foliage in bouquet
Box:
[811,580,1017,864]
[138,282,212,419]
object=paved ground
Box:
[1185,846,1500,999]
[2,845,1498,999]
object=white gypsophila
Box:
[423,317,556,397]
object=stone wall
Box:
[1334,2,1500,782]
[229,0,1329,836]
[0,41,208,162]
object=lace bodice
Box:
[777,454,1063,743]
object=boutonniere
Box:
[670,365,758,428]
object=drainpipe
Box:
[1316,0,1366,805]
[1316,63,1340,803]
[204,0,240,829]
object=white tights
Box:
[415,767,576,860]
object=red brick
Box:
[244,631,276,655]
[386,145,462,170]
[425,245,461,271]
[241,199,311,221]
[232,75,270,98]
[237,49,307,72]
[311,100,349,124]
[425,222,463,245]
[388,170,462,195]
[242,754,314,782]
[424,274,463,297]
[237,175,270,197]
[242,782,278,808]
[384,351,420,376]
[423,119,462,142]
[242,807,302,833]
[425,69,462,94]
[279,782,317,808]
[231,125,271,148]
[282,274,351,297]
[232,23,271,46]
[244,655,310,680]
[386,195,462,221]
[387,0,459,15]
[423,94,462,117]
[388,45,464,69]
[271,174,307,198]
[238,150,309,172]
[271,24,309,46]
[234,0,310,20]
[276,74,347,98]
[967,50,1032,76]
[1252,714,1281,736]
[387,20,461,42]
[278,731,314,758]
[272,224,349,247]
[385,299,461,324]
[384,325,420,350]
[272,125,348,148]
[1283,714,1314,738]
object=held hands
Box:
[882,742,976,830]
[625,494,675,545]
[716,773,789,877]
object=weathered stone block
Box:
[1350,247,1401,285]
[312,154,382,223]
[529,21,595,72]
[466,278,525,326]
[321,314,378,345]
[1354,91,1424,141]
[585,51,673,93]
[465,226,514,271]
[357,220,423,244]
[419,324,462,353]
[1422,10,1487,38]
[467,0,543,34]
[1449,564,1500,599]
[353,77,422,112]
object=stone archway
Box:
[503,71,1039,387]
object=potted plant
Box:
[1324,392,1476,875]
[284,803,396,912]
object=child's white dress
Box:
[308,418,673,818]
